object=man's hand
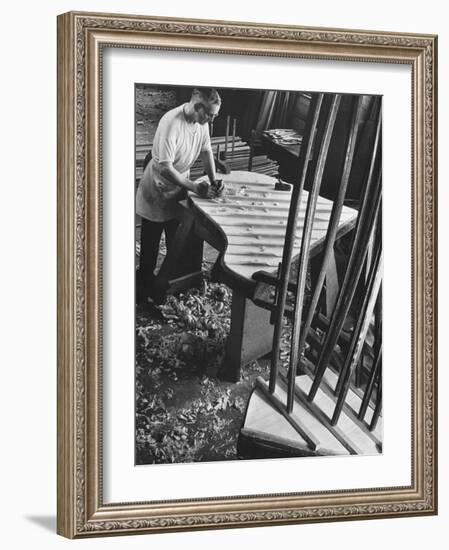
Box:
[211,179,225,196]
[193,178,225,198]
[194,179,210,197]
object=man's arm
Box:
[159,161,209,197]
[199,148,217,186]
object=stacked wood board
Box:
[135,135,280,183]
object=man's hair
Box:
[191,87,221,105]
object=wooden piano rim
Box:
[187,194,258,295]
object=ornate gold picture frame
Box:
[57,11,437,538]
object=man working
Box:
[136,87,222,307]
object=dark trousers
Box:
[136,217,179,303]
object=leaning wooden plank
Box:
[254,377,320,450]
[308,125,382,402]
[253,377,349,454]
[332,248,383,425]
[298,96,367,358]
[287,94,341,412]
[370,377,382,431]
[358,346,382,421]
[294,374,381,455]
[239,392,348,457]
[277,373,361,454]
[304,360,383,443]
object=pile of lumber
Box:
[135,134,280,183]
[194,135,279,179]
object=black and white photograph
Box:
[2,0,443,544]
[134,84,383,465]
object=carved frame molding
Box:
[57,11,437,538]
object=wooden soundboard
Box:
[189,171,357,284]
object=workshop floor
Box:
[134,235,310,464]
[135,277,272,465]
